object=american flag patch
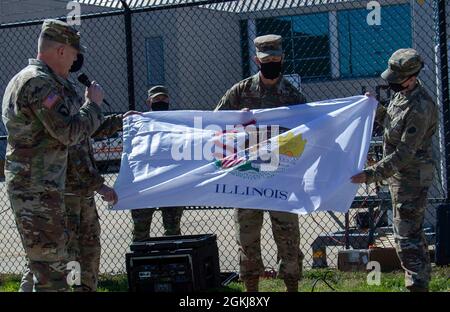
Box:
[42,92,60,109]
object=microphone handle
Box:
[81,79,110,107]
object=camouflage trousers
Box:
[389,168,432,290]
[65,193,101,291]
[9,190,69,292]
[234,208,304,281]
[19,193,101,292]
[131,207,184,241]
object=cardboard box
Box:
[368,247,401,272]
[368,247,435,272]
[338,247,435,273]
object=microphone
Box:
[77,73,110,106]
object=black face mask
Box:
[152,101,169,111]
[388,73,419,93]
[260,61,282,80]
[388,82,408,93]
[70,53,84,73]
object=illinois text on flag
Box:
[113,95,377,214]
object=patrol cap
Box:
[381,48,424,83]
[40,19,86,53]
[147,85,169,99]
[254,34,283,60]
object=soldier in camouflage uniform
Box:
[131,86,183,241]
[2,19,104,292]
[19,107,125,293]
[64,109,125,292]
[214,35,306,292]
[18,21,140,290]
[352,49,437,292]
[20,92,134,292]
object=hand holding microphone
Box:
[78,73,108,106]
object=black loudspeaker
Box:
[436,204,450,265]
[126,234,221,292]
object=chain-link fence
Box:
[0,0,449,275]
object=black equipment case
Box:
[126,234,221,292]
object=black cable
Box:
[311,270,338,292]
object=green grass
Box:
[221,268,447,292]
[0,274,20,292]
[1,266,449,292]
[97,274,129,292]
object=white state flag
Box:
[112,95,377,214]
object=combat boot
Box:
[407,285,429,292]
[243,276,259,292]
[284,278,298,292]
[299,257,303,280]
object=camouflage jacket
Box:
[215,73,307,110]
[2,59,103,193]
[365,80,438,183]
[66,93,123,195]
